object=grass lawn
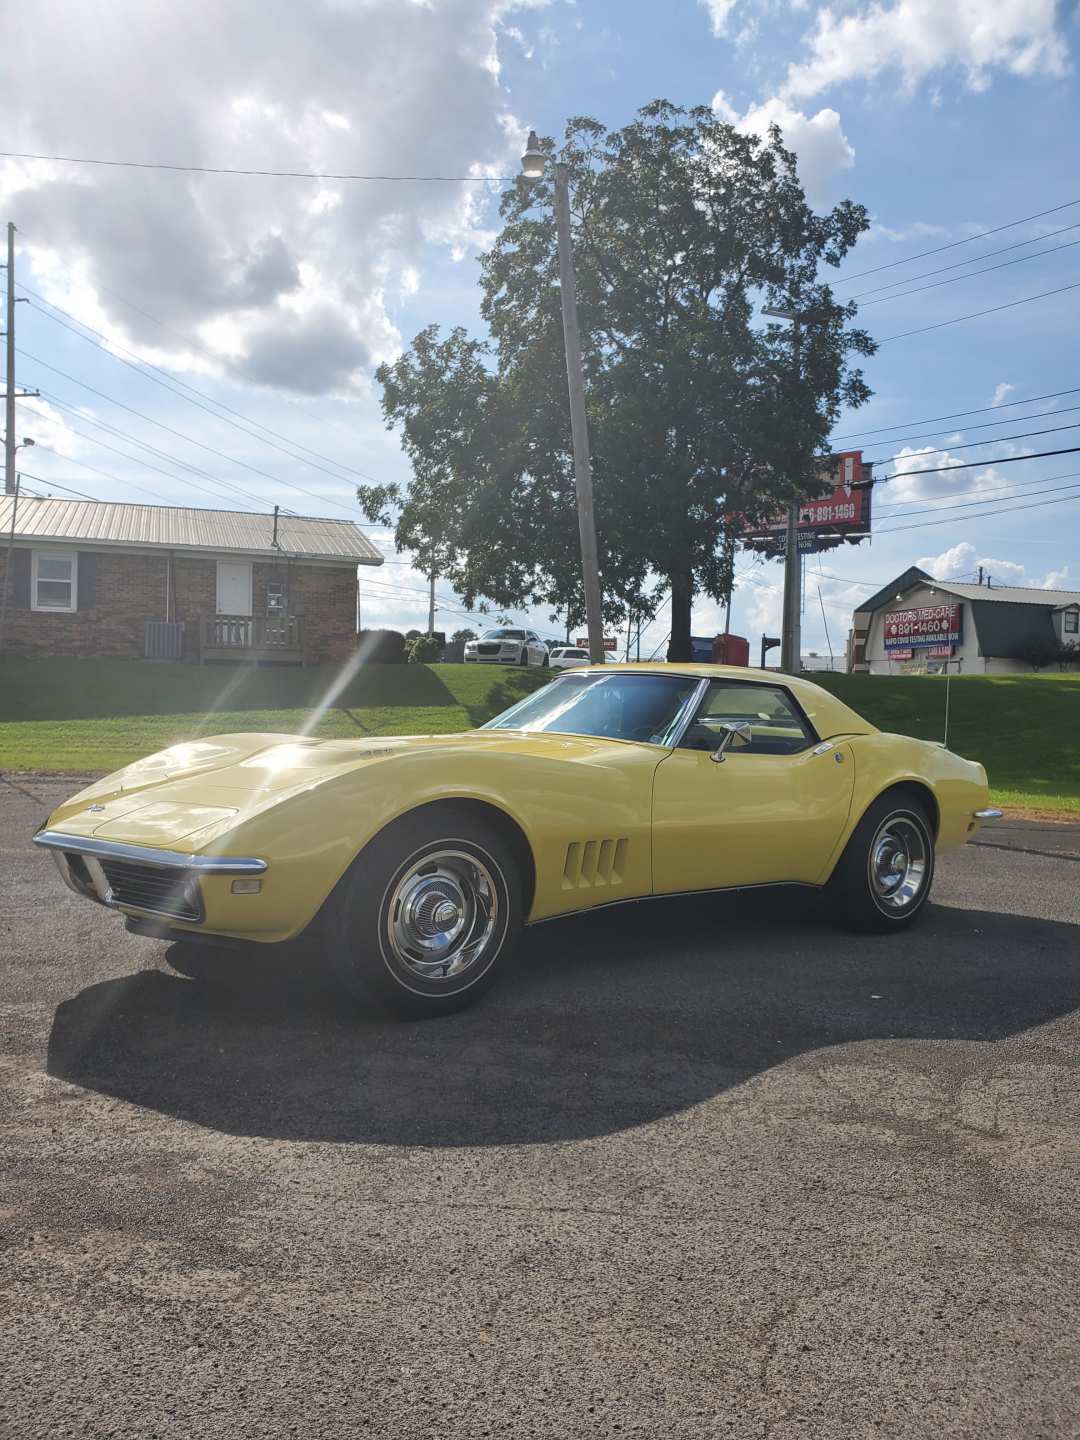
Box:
[813,671,1080,816]
[1,658,1077,815]
[0,658,550,773]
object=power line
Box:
[0,149,514,182]
[848,222,1080,300]
[16,471,98,501]
[22,390,276,511]
[875,464,1080,513]
[877,281,1080,343]
[16,347,364,517]
[831,385,1080,442]
[874,488,1080,536]
[877,445,1080,481]
[876,473,1080,524]
[867,419,1080,465]
[26,442,212,507]
[832,197,1080,286]
[856,236,1080,307]
[21,286,381,486]
[845,401,1080,453]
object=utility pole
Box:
[427,570,436,635]
[552,163,605,666]
[0,472,21,654]
[5,223,16,497]
[780,318,803,675]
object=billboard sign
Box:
[882,604,963,651]
[575,636,619,651]
[740,451,872,556]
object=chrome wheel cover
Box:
[868,814,929,911]
[386,848,499,983]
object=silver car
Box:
[463,627,549,667]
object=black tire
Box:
[826,791,935,933]
[328,809,523,1018]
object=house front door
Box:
[216,561,252,616]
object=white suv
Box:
[464,628,549,667]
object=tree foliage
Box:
[364,101,875,657]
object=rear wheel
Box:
[329,809,523,1018]
[827,792,935,932]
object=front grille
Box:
[477,644,503,655]
[98,859,203,922]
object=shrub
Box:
[406,632,445,664]
[358,629,407,664]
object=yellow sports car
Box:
[34,664,999,1017]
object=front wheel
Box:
[826,792,935,932]
[328,809,523,1017]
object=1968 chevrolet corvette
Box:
[34,664,999,1017]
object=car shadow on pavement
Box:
[47,889,1080,1147]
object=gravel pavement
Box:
[2,776,1079,1439]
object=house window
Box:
[32,550,78,612]
[1065,610,1079,634]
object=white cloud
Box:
[712,91,854,205]
[0,0,545,396]
[878,444,979,503]
[782,0,1069,102]
[700,0,741,37]
[916,542,1069,591]
[991,381,1016,407]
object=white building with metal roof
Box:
[849,566,1080,674]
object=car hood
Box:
[44,728,654,850]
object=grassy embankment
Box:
[0,658,1077,814]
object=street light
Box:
[520,130,605,666]
[763,303,807,674]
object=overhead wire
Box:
[832,196,1080,286]
[877,281,1080,343]
[20,390,278,511]
[865,419,1080,465]
[0,149,515,182]
[855,235,1080,307]
[20,285,382,486]
[847,222,1080,300]
[831,385,1080,442]
[844,401,1080,453]
[16,347,365,516]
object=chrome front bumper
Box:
[33,830,267,925]
[973,808,1004,820]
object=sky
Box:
[2,0,1079,658]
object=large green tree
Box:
[364,101,875,658]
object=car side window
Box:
[680,681,816,756]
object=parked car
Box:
[549,646,592,670]
[35,663,1000,1020]
[463,628,548,667]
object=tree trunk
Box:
[667,570,693,662]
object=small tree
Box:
[406,632,445,664]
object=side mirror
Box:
[710,720,753,764]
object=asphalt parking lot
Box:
[2,776,1079,1439]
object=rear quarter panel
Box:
[819,732,989,882]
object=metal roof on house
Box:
[935,581,1080,606]
[857,568,1080,613]
[0,495,384,565]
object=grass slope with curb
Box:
[1,659,1077,814]
[0,658,549,773]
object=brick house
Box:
[0,495,384,665]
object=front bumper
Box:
[33,829,267,926]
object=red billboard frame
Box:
[739,450,872,554]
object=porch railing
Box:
[202,614,304,652]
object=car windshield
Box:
[483,672,698,746]
[483,628,525,640]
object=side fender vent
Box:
[562,837,628,890]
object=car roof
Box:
[568,662,877,738]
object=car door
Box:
[651,678,856,893]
